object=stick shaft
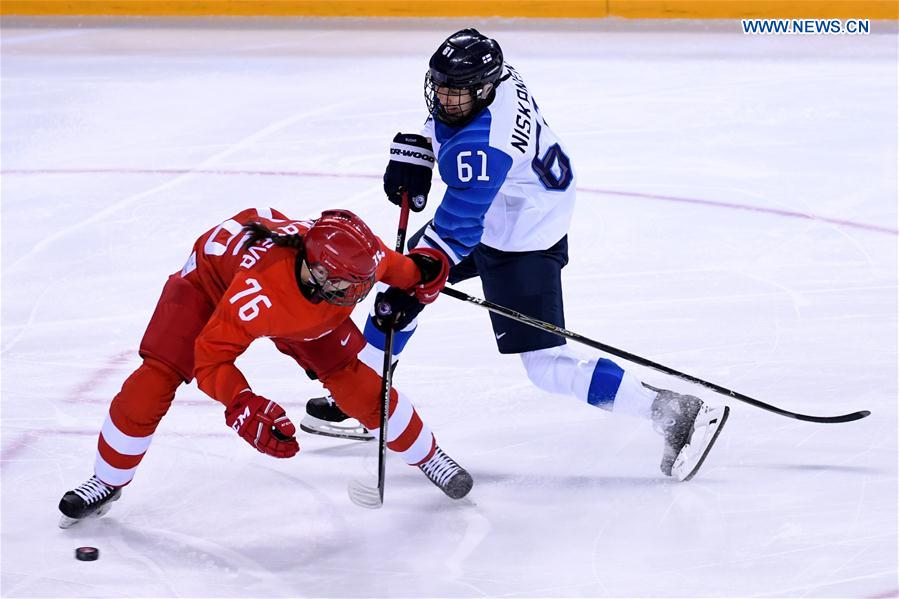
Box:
[376,193,411,504]
[440,286,869,424]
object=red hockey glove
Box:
[225,391,299,458]
[406,247,449,304]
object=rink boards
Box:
[2,0,897,18]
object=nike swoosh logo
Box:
[340,333,352,346]
[496,332,507,339]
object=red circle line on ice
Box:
[2,167,895,236]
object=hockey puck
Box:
[75,547,99,561]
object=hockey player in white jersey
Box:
[302,28,728,482]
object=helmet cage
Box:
[424,71,495,126]
[304,259,374,307]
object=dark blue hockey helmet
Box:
[425,29,504,126]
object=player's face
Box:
[300,261,372,306]
[436,86,474,118]
[308,263,353,295]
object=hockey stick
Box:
[440,286,870,424]
[347,193,411,509]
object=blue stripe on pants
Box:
[363,315,415,356]
[587,358,624,408]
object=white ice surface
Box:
[1,17,897,598]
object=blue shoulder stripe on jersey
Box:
[433,115,461,146]
[432,109,513,258]
[434,106,490,151]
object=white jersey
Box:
[419,64,576,263]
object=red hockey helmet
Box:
[302,209,383,306]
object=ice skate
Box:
[58,475,122,528]
[648,385,729,482]
[419,447,473,499]
[300,395,374,441]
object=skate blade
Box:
[673,405,730,482]
[300,416,374,442]
[347,479,383,509]
[57,500,117,529]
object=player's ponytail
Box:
[242,222,304,250]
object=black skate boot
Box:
[58,475,122,529]
[418,447,474,500]
[300,395,374,441]
[648,384,729,482]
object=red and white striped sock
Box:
[94,413,153,487]
[380,390,436,466]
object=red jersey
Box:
[184,208,421,407]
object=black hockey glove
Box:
[372,286,425,333]
[383,132,435,212]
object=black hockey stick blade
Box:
[440,286,871,424]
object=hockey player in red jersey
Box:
[58,207,472,528]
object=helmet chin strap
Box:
[295,257,325,304]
